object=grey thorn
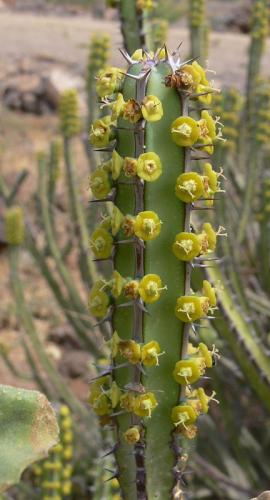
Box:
[172,41,183,56]
[115,301,134,308]
[194,256,221,262]
[125,72,141,81]
[93,145,116,152]
[115,238,136,245]
[156,44,168,61]
[90,195,115,203]
[101,445,118,459]
[119,48,134,64]
[110,410,127,417]
[193,142,213,149]
[193,323,210,328]
[136,300,150,314]
[92,256,113,262]
[180,55,199,66]
[89,370,111,382]
[104,467,117,474]
[139,67,152,82]
[93,314,112,328]
[191,155,211,161]
[191,205,215,211]
[104,474,119,483]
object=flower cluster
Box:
[89,209,163,259]
[108,331,164,367]
[172,223,226,261]
[89,375,158,421]
[174,162,225,204]
[173,341,219,385]
[88,273,167,319]
[171,110,224,152]
[171,387,219,437]
[165,61,217,105]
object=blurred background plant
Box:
[0,0,270,498]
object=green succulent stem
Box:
[38,153,102,354]
[88,49,222,498]
[63,137,99,286]
[8,245,88,418]
[189,0,207,65]
[206,265,270,412]
[118,0,148,54]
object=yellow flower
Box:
[175,172,204,202]
[90,227,113,259]
[157,47,166,60]
[198,110,217,140]
[203,163,225,199]
[196,84,213,105]
[131,49,154,61]
[198,135,214,155]
[107,330,121,358]
[62,464,73,479]
[123,99,142,123]
[173,358,206,385]
[192,61,208,85]
[89,375,111,412]
[62,481,72,496]
[134,211,162,241]
[111,206,124,236]
[124,280,140,300]
[198,342,214,368]
[96,67,124,97]
[141,95,163,122]
[124,426,141,445]
[171,116,199,147]
[172,232,202,261]
[120,392,137,412]
[189,387,219,414]
[99,215,112,231]
[123,157,138,177]
[88,282,110,318]
[137,152,162,182]
[110,93,125,121]
[60,405,70,418]
[89,116,112,147]
[108,381,122,408]
[110,271,125,298]
[62,430,73,444]
[177,64,201,91]
[201,222,217,251]
[134,392,158,418]
[171,404,198,429]
[141,340,164,367]
[111,150,124,180]
[136,0,154,11]
[92,393,112,416]
[118,339,141,364]
[175,295,210,322]
[138,274,166,303]
[202,280,217,307]
[62,446,73,461]
[90,168,111,199]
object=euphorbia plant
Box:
[88,46,224,499]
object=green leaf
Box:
[0,385,59,492]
